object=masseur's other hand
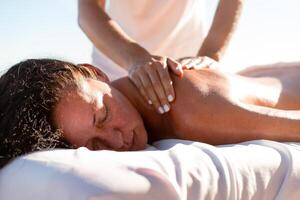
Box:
[179,56,219,70]
[128,54,183,114]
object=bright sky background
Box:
[1,0,300,75]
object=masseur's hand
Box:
[128,53,183,114]
[179,56,219,70]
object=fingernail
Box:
[163,104,170,112]
[158,107,164,114]
[168,95,174,102]
[148,100,153,105]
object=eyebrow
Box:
[92,103,109,128]
[93,112,96,126]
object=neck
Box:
[111,77,168,143]
[111,77,147,115]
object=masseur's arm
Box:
[198,0,244,61]
[78,0,183,114]
[180,0,243,70]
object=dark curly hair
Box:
[0,59,99,168]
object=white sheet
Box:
[1,139,300,200]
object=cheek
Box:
[55,107,92,147]
[111,94,142,124]
[60,120,88,147]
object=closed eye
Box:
[93,103,108,128]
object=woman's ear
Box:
[77,63,110,82]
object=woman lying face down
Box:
[2,58,300,167]
[0,59,149,164]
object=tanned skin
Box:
[112,63,300,145]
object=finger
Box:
[138,70,164,114]
[194,57,214,69]
[208,61,219,70]
[185,57,203,69]
[156,62,175,104]
[145,62,170,113]
[181,60,192,70]
[202,56,219,69]
[167,58,183,76]
[177,56,192,63]
[183,59,196,69]
[128,69,151,103]
[180,59,191,67]
[129,74,150,104]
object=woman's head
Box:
[0,59,147,166]
[53,76,147,152]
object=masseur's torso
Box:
[93,0,207,80]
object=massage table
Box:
[1,139,300,200]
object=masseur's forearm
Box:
[78,0,148,69]
[198,0,244,61]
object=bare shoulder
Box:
[173,68,228,85]
[171,68,231,98]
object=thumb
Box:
[167,58,184,77]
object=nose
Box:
[101,127,124,150]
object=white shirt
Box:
[92,0,207,80]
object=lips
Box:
[121,130,135,151]
[131,130,136,150]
